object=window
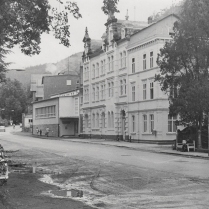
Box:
[170,85,178,99]
[132,86,135,101]
[108,111,111,128]
[111,56,114,71]
[101,112,105,128]
[92,86,95,101]
[132,115,135,132]
[150,51,153,68]
[108,82,111,97]
[168,115,177,132]
[84,87,89,102]
[111,81,114,97]
[36,105,56,118]
[111,111,114,128]
[92,64,95,78]
[108,57,111,71]
[150,82,154,99]
[96,113,99,128]
[103,59,106,74]
[120,79,126,96]
[124,79,126,95]
[85,115,88,129]
[96,63,99,77]
[92,113,95,128]
[123,51,126,67]
[120,80,123,95]
[96,86,99,101]
[143,83,146,100]
[150,114,154,132]
[66,80,71,85]
[143,54,146,70]
[101,83,105,100]
[84,67,89,80]
[120,52,123,68]
[101,61,103,75]
[132,58,135,73]
[143,115,147,132]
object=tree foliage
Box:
[155,0,209,130]
[0,0,82,81]
[0,79,28,123]
[101,0,119,15]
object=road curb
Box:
[11,132,209,160]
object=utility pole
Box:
[208,112,209,156]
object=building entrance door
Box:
[74,120,78,136]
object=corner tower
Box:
[82,27,92,61]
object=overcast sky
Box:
[6,0,181,69]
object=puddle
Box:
[39,173,149,209]
[40,174,107,208]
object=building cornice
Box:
[82,104,106,110]
[127,37,171,52]
[128,107,168,113]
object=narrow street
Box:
[0,128,209,208]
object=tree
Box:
[101,0,119,15]
[155,0,209,148]
[0,0,82,81]
[0,79,28,123]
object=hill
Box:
[6,40,102,86]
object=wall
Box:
[32,98,59,137]
[59,96,79,118]
[126,15,178,141]
[33,124,59,137]
[43,74,80,99]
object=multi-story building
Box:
[127,14,178,141]
[32,89,80,137]
[81,11,178,141]
[30,74,46,101]
[43,73,80,99]
[31,72,80,137]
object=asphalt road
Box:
[0,128,209,208]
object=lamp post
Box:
[10,110,14,125]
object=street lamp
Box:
[10,110,14,125]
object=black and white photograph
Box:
[0,0,209,208]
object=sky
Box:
[6,0,182,70]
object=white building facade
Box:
[82,13,178,141]
[127,15,178,141]
[32,89,80,137]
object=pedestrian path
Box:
[62,138,208,159]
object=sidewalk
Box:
[62,138,209,159]
[13,131,209,159]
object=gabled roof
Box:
[117,19,148,29]
[131,14,179,38]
